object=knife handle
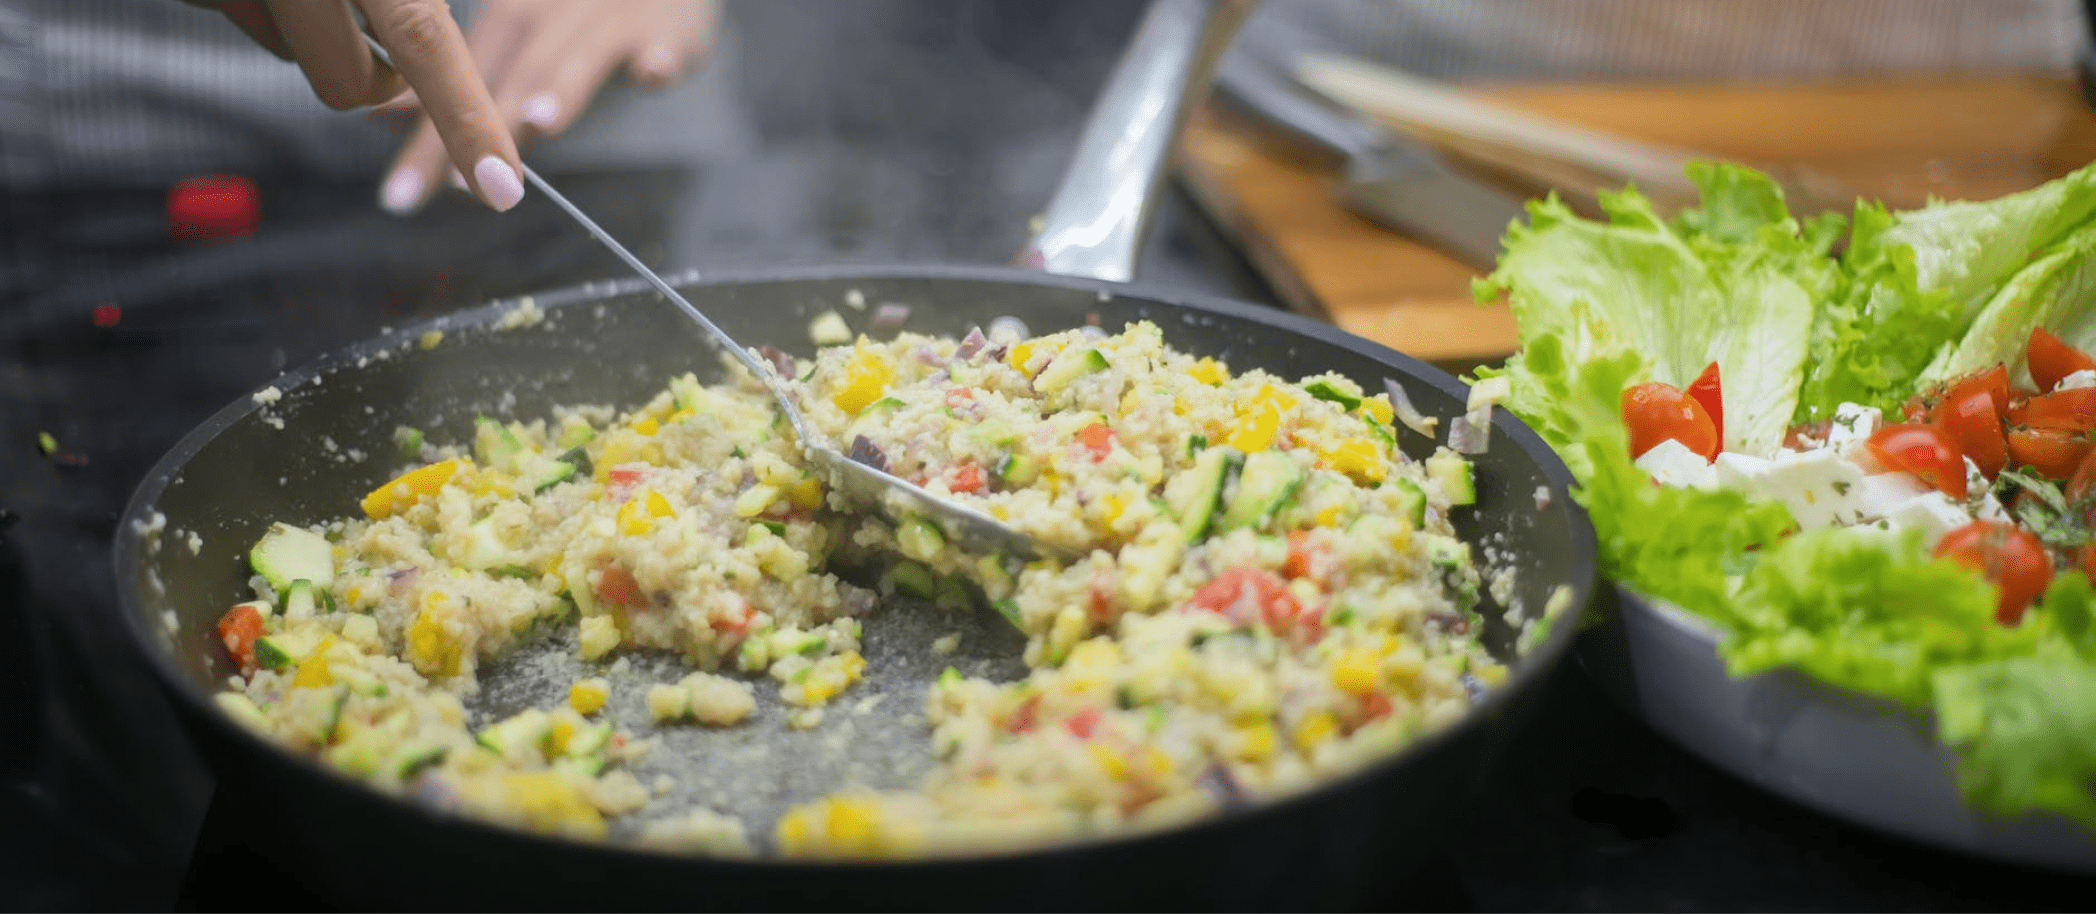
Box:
[1211,52,1389,164]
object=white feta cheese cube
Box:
[2059,369,2096,391]
[1853,471,1932,521]
[1634,438,1717,490]
[1756,449,1872,529]
[1883,492,1975,549]
[1713,452,1773,493]
[1952,457,2010,522]
[1825,402,1882,456]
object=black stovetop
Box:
[5,2,2095,909]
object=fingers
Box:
[494,3,626,138]
[360,0,524,212]
[264,0,404,109]
[627,0,718,89]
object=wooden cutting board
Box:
[1177,74,2096,371]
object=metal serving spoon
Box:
[361,36,1076,565]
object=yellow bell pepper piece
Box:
[1318,439,1385,484]
[616,498,653,537]
[1088,744,1128,779]
[1006,342,1037,374]
[1360,395,1394,426]
[568,678,610,715]
[831,350,894,415]
[407,600,462,678]
[291,635,337,689]
[1331,649,1380,696]
[1226,400,1281,453]
[1188,357,1226,386]
[1294,711,1338,752]
[634,416,659,436]
[360,459,462,518]
[1232,721,1276,761]
[784,475,825,510]
[645,490,675,517]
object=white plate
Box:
[1579,585,2096,874]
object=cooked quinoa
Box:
[209,319,1500,858]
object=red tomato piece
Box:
[1184,566,1300,633]
[1934,521,2054,626]
[1686,361,1725,446]
[1360,691,1393,722]
[2010,388,2096,432]
[2008,426,2095,479]
[1867,424,1968,499]
[1077,422,1114,462]
[1283,530,1316,580]
[216,603,265,673]
[1004,694,1040,734]
[2028,327,2096,393]
[2067,448,2096,504]
[1064,707,1102,740]
[593,565,650,610]
[1621,382,1719,461]
[1931,385,2007,478]
[950,462,986,493]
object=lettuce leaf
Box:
[1799,162,2096,414]
[1929,222,2096,384]
[1478,163,1833,455]
[1934,648,2096,828]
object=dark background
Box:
[4,1,2096,908]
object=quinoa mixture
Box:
[209,318,1501,859]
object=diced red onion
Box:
[757,345,797,379]
[1382,378,1439,439]
[868,303,911,336]
[954,326,988,361]
[1448,406,1492,454]
[849,435,888,471]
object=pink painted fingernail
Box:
[522,93,560,129]
[473,155,525,212]
[380,168,423,215]
[448,168,466,190]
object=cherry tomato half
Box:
[2007,425,2095,479]
[2067,448,2096,504]
[2028,327,2096,393]
[1622,381,1719,461]
[1686,361,1725,446]
[1932,384,2008,479]
[1934,521,2053,626]
[1867,423,1968,500]
[2009,387,2096,433]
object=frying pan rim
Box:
[112,264,1597,873]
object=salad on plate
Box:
[1478,160,2096,832]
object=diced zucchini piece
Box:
[282,579,319,620]
[1164,445,1238,543]
[1364,418,1396,448]
[456,519,509,571]
[395,744,448,778]
[1388,477,1427,528]
[1034,347,1110,394]
[886,561,937,599]
[1219,450,1304,533]
[553,755,608,779]
[555,417,598,450]
[809,311,853,346]
[755,520,787,538]
[1304,378,1363,411]
[565,722,614,758]
[993,451,1038,486]
[489,564,538,580]
[251,522,335,591]
[866,396,907,412]
[1424,534,1471,571]
[897,517,944,563]
[991,598,1023,628]
[533,449,585,493]
[475,708,551,760]
[392,426,424,460]
[1425,451,1476,506]
[473,416,524,472]
[254,629,321,671]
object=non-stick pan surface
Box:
[116,265,1594,910]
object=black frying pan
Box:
[110,2,1595,909]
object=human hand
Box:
[374,0,720,215]
[186,0,528,213]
